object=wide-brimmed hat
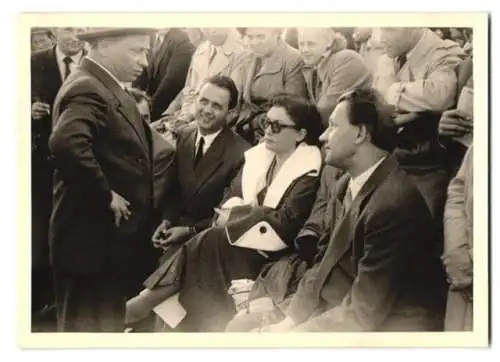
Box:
[77,27,156,41]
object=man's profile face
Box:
[103,35,150,83]
[319,101,359,168]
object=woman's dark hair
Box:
[266,93,325,147]
[203,74,239,110]
[336,88,397,153]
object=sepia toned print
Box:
[20,12,488,348]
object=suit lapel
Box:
[80,58,150,156]
[254,47,283,80]
[187,128,227,200]
[317,155,398,286]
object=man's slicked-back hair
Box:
[202,74,239,110]
[337,87,398,153]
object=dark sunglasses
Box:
[262,118,297,134]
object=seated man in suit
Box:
[152,75,250,257]
[228,88,445,332]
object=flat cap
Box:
[77,27,156,41]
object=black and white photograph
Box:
[16,11,490,350]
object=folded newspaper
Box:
[152,292,187,328]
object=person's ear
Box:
[354,124,368,145]
[296,128,307,144]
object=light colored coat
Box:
[165,29,245,120]
[302,38,372,126]
[230,39,307,105]
[373,28,465,113]
[442,146,473,331]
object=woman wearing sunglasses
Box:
[126,94,324,332]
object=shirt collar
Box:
[55,46,84,65]
[195,127,223,150]
[348,156,386,200]
[86,57,126,90]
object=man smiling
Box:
[152,75,249,255]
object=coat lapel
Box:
[254,42,285,80]
[189,129,227,197]
[317,155,398,287]
[80,58,150,157]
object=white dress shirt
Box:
[347,157,386,200]
[195,128,223,156]
[55,46,84,81]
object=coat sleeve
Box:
[291,203,419,331]
[385,52,462,112]
[49,93,112,207]
[296,170,329,239]
[151,36,195,119]
[316,52,372,126]
[225,175,320,248]
[218,168,244,207]
[442,146,473,287]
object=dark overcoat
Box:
[49,57,157,277]
[286,156,447,331]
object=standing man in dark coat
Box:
[49,27,157,332]
[31,27,86,324]
[133,28,195,120]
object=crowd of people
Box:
[31,26,474,333]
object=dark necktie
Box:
[63,56,72,80]
[311,68,322,99]
[395,54,407,73]
[194,136,205,167]
[343,186,353,214]
[254,57,263,77]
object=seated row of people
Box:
[125,80,473,333]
